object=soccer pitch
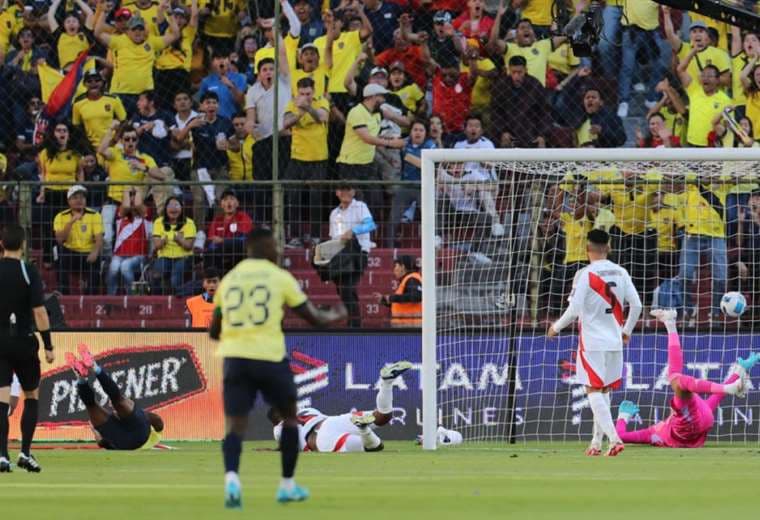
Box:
[1,442,758,519]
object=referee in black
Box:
[0,224,55,473]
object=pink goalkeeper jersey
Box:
[650,396,715,448]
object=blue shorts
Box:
[96,407,151,450]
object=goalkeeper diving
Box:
[616,309,759,448]
[269,361,414,452]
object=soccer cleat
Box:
[650,308,678,323]
[618,400,640,421]
[17,453,41,473]
[350,412,376,429]
[77,343,96,371]
[605,443,625,457]
[380,361,413,380]
[65,352,88,379]
[737,353,760,373]
[276,484,310,503]
[585,446,602,457]
[224,479,242,509]
[0,457,11,473]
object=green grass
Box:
[1,442,759,519]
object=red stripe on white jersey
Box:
[588,272,624,325]
[332,433,351,452]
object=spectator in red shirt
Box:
[452,0,493,44]
[636,112,681,148]
[432,61,474,137]
[375,28,428,88]
[206,188,253,272]
[107,189,150,295]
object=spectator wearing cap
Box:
[388,61,426,115]
[337,83,405,211]
[54,185,104,294]
[329,183,376,328]
[283,76,330,247]
[427,10,464,71]
[185,267,220,328]
[663,9,731,87]
[198,0,247,55]
[387,119,434,246]
[362,0,401,53]
[199,48,247,119]
[37,121,84,264]
[155,2,199,110]
[46,0,94,70]
[293,0,324,44]
[206,189,253,272]
[377,255,422,328]
[94,11,180,116]
[487,14,567,88]
[490,55,551,148]
[375,25,427,89]
[291,42,330,100]
[73,68,127,151]
[677,53,733,147]
[107,187,150,295]
[186,91,239,230]
[127,0,167,37]
[575,87,627,147]
[615,0,666,118]
[452,0,494,44]
[151,195,196,295]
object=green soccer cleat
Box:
[380,361,413,380]
[737,353,760,373]
[224,480,242,509]
[276,484,310,504]
[350,412,376,428]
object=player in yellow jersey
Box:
[64,344,164,450]
[209,228,346,508]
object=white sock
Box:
[587,392,621,444]
[590,418,603,448]
[663,319,677,334]
[358,427,382,450]
[225,471,240,487]
[376,380,394,414]
[280,477,295,491]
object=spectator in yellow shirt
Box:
[740,55,760,141]
[155,2,199,110]
[150,196,196,295]
[37,122,84,265]
[94,10,180,115]
[54,185,104,294]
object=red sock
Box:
[667,332,683,378]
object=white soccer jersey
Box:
[552,259,642,351]
[453,137,495,180]
[272,407,328,452]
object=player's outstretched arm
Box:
[292,301,348,328]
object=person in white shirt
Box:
[169,90,199,183]
[453,114,505,237]
[328,184,376,327]
[548,229,642,457]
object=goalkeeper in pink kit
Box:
[616,309,759,448]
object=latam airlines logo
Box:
[39,344,207,426]
[291,350,328,409]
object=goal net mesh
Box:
[427,155,760,444]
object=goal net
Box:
[420,148,760,449]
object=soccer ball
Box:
[720,292,747,318]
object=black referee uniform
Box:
[0,255,48,472]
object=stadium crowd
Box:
[0,0,758,327]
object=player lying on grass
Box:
[66,344,164,450]
[616,309,759,448]
[268,361,413,452]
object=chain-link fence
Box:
[0,0,758,329]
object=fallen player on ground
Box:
[269,361,413,452]
[616,309,758,448]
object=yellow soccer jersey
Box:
[72,95,128,150]
[215,258,308,362]
[53,208,104,253]
[108,34,166,94]
[199,0,245,38]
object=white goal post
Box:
[420,147,760,450]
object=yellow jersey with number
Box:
[215,259,308,362]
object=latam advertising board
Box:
[12,332,759,442]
